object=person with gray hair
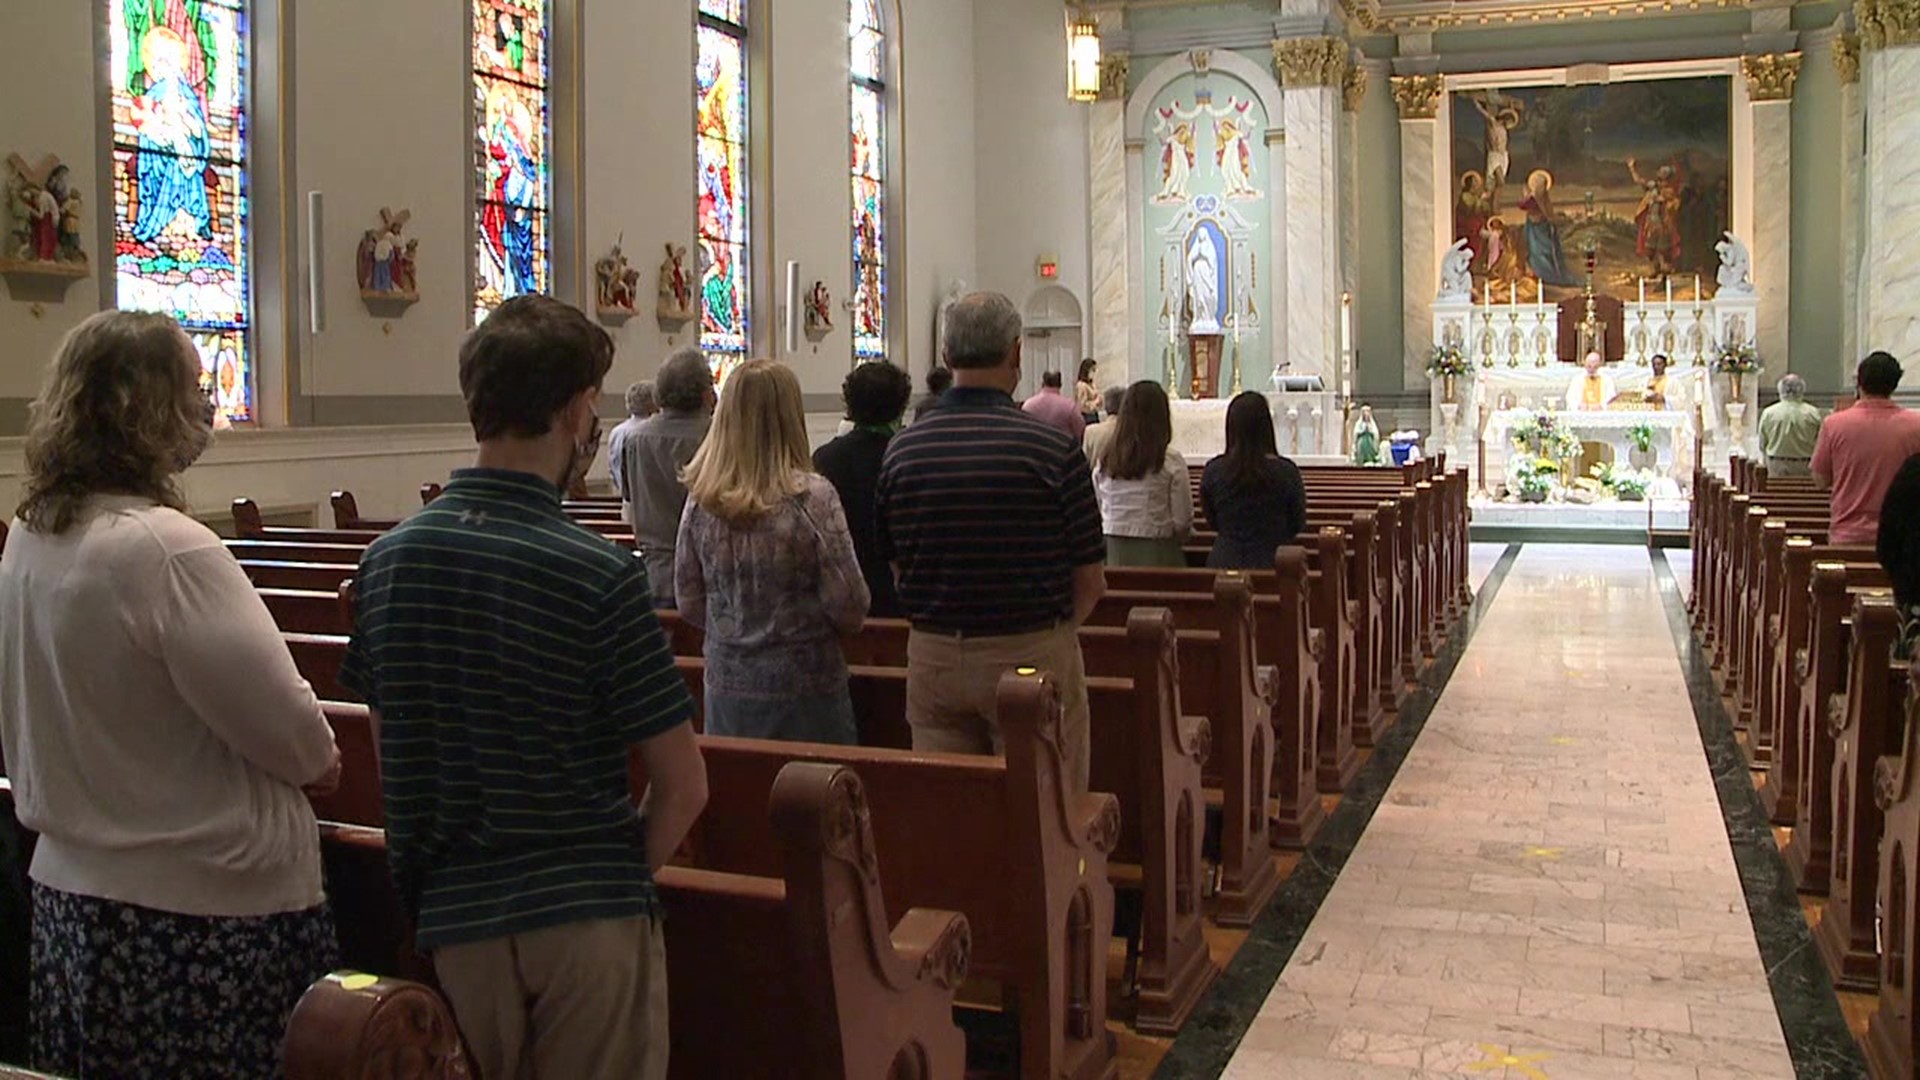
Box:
[607,380,658,500]
[1082,382,1131,463]
[1759,372,1824,479]
[874,291,1107,787]
[620,346,717,603]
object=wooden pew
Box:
[227,539,367,565]
[260,585,353,637]
[328,491,400,532]
[232,499,384,547]
[1813,596,1907,992]
[1865,668,1920,1080]
[240,560,357,593]
[283,972,471,1079]
[420,483,443,505]
[681,673,1122,1080]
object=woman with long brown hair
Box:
[1201,391,1307,569]
[1,310,341,1077]
[1094,379,1192,566]
[676,359,870,742]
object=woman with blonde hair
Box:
[0,310,341,1077]
[676,359,870,742]
[1095,379,1193,566]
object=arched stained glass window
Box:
[849,0,886,361]
[697,0,750,363]
[472,0,552,323]
[109,0,253,423]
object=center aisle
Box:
[1220,546,1794,1080]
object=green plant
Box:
[1426,345,1472,379]
[1625,423,1655,454]
[1591,461,1651,501]
[1514,469,1553,498]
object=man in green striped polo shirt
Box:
[341,296,708,1080]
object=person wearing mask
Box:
[1075,358,1103,428]
[677,361,870,742]
[621,347,716,603]
[1811,351,1920,544]
[876,292,1106,787]
[342,296,707,1080]
[1022,370,1087,440]
[1082,383,1129,465]
[1,311,341,1077]
[1759,373,1824,479]
[814,360,915,618]
[910,365,953,424]
[1094,380,1193,567]
[1201,391,1308,569]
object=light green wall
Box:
[1356,70,1404,396]
[1789,43,1847,393]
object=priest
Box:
[1565,351,1617,411]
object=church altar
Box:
[1169,392,1341,460]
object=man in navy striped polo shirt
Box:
[875,291,1107,787]
[341,296,708,1080]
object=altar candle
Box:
[1666,277,1673,307]
[1694,273,1701,302]
[1509,281,1517,306]
[1340,292,1353,357]
[1638,277,1646,306]
[1485,281,1493,308]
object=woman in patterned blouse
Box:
[676,360,871,742]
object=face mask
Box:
[175,393,216,472]
[561,417,602,491]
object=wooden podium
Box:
[1188,335,1223,400]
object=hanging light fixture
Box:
[1067,9,1102,102]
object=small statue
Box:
[1714,232,1755,296]
[1437,238,1474,301]
[595,241,640,314]
[804,280,833,336]
[52,167,83,263]
[658,243,695,321]
[3,153,86,268]
[356,207,415,298]
[1352,405,1383,465]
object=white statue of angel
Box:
[1715,232,1755,296]
[1437,239,1474,301]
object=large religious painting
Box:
[472,0,552,324]
[698,0,750,362]
[1450,77,1730,304]
[110,0,253,423]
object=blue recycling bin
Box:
[1388,438,1417,466]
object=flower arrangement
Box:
[1509,410,1581,462]
[1592,462,1651,501]
[1713,343,1760,375]
[1508,455,1558,502]
[1425,345,1472,379]
[1625,423,1656,454]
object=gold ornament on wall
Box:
[1097,53,1130,102]
[1739,52,1802,101]
[1832,33,1862,82]
[1389,74,1444,119]
[1272,37,1349,88]
[1341,65,1370,112]
[1857,0,1920,48]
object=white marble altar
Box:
[1167,393,1340,459]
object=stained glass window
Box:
[849,0,886,361]
[698,1,750,363]
[109,0,253,423]
[472,0,552,324]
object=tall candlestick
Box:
[1509,281,1517,306]
[1638,277,1646,306]
[1694,273,1701,301]
[1666,278,1673,307]
[1485,281,1493,308]
[1340,292,1353,359]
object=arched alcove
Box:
[1021,285,1084,398]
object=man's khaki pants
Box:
[433,915,667,1080]
[905,623,1091,789]
[1767,455,1812,479]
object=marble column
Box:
[1393,74,1443,391]
[1340,65,1368,298]
[1857,0,1920,362]
[1274,37,1349,379]
[1742,53,1799,386]
[1088,53,1132,383]
[1835,32,1863,370]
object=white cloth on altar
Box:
[1167,395,1339,459]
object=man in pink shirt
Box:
[1811,351,1920,543]
[1022,370,1087,440]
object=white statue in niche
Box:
[1715,232,1755,296]
[1186,232,1221,334]
[1437,238,1474,300]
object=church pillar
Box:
[1856,0,1920,363]
[1340,65,1368,299]
[1273,37,1350,379]
[1088,52,1132,383]
[1741,53,1799,387]
[1392,74,1444,391]
[1834,32,1864,371]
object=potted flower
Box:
[1714,342,1760,399]
[1515,467,1553,503]
[1426,345,1471,404]
[1625,422,1657,470]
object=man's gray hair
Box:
[625,380,656,417]
[1778,373,1806,401]
[655,347,712,412]
[1102,384,1127,414]
[942,292,1023,370]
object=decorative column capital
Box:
[1389,73,1444,119]
[1740,52,1802,101]
[1833,33,1862,81]
[1342,65,1370,112]
[1857,0,1920,49]
[1272,37,1350,88]
[1097,53,1130,101]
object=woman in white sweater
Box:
[0,311,341,1077]
[1093,379,1193,566]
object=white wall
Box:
[898,0,977,381]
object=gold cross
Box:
[1465,1043,1551,1079]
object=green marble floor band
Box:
[1149,544,1524,1079]
[1649,548,1870,1079]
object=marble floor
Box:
[1221,546,1794,1080]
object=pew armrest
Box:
[1079,792,1122,855]
[1307,628,1326,662]
[1180,716,1213,770]
[889,907,973,991]
[1827,692,1850,738]
[1876,756,1902,813]
[1795,647,1811,684]
[284,973,471,1080]
[1252,664,1279,709]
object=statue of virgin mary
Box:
[1186,232,1221,335]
